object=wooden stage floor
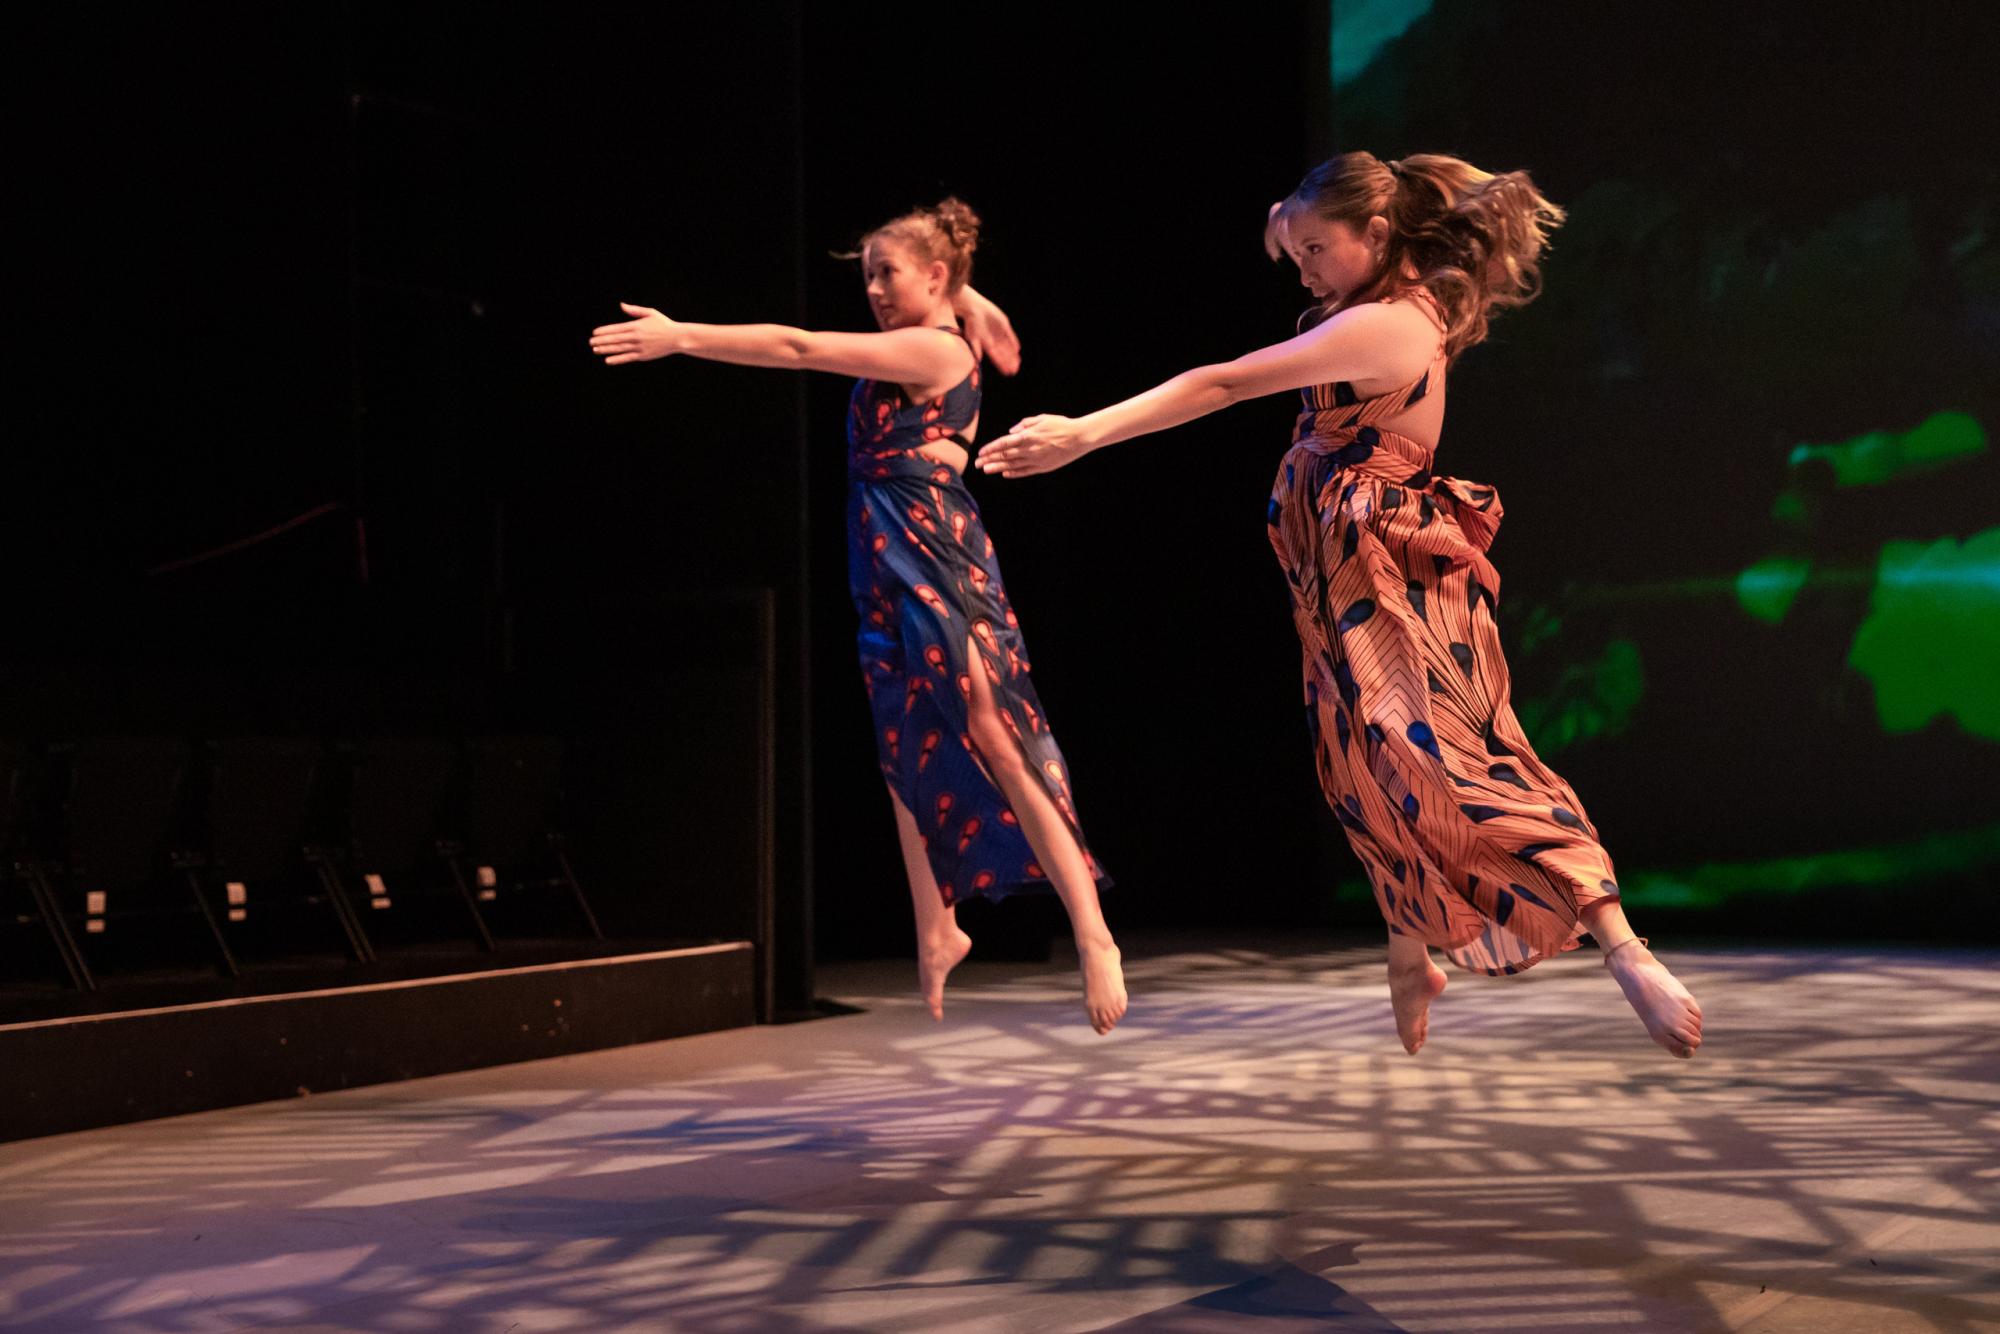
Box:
[1,938,1994,1331]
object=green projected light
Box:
[1330,0,1432,87]
[1314,4,1998,931]
[1770,488,1810,524]
[1517,638,1644,753]
[1734,556,1813,624]
[1848,528,2000,741]
[1620,823,2000,909]
[1789,410,1988,487]
[1334,823,2000,911]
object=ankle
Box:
[1601,936,1650,965]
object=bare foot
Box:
[918,927,974,1022]
[1604,940,1703,1059]
[1387,957,1449,1054]
[1078,939,1127,1035]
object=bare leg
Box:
[888,785,973,1022]
[1581,898,1703,1059]
[963,639,1127,1035]
[1385,928,1448,1055]
[888,784,972,1024]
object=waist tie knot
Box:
[1285,424,1504,584]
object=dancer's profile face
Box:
[1282,211,1386,306]
[863,239,944,331]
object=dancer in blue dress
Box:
[590,198,1126,1034]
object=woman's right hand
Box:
[976,414,1092,478]
[590,302,684,365]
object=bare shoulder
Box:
[1321,297,1438,383]
[1337,295,1441,339]
[921,323,978,375]
[893,324,975,399]
[882,324,973,370]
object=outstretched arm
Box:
[977,301,1435,478]
[590,303,966,384]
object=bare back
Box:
[1330,292,1448,450]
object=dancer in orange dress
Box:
[979,154,1702,1059]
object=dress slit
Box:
[847,337,1106,905]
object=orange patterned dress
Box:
[1266,300,1618,974]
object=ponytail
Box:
[1270,151,1565,359]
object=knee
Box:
[968,713,1026,778]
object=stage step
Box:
[0,942,755,1142]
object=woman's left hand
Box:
[955,285,1022,376]
[590,302,683,364]
[976,415,1092,477]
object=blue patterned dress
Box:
[846,327,1106,903]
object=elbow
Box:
[781,330,815,365]
[1195,363,1247,408]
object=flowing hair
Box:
[1266,152,1565,359]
